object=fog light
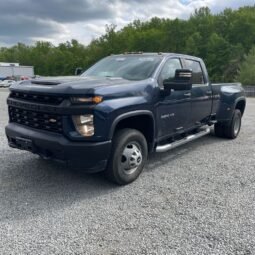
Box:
[72,115,94,136]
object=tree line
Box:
[0,6,255,85]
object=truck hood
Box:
[30,76,125,86]
[10,76,150,95]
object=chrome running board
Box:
[156,127,211,153]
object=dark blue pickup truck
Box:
[5,53,246,184]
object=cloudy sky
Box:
[0,0,254,46]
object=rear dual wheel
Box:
[106,128,148,185]
[214,109,242,139]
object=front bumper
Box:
[5,123,111,172]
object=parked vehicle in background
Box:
[0,80,15,88]
[5,53,246,185]
[20,76,30,80]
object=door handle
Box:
[184,92,191,97]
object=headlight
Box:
[71,96,103,104]
[72,114,94,137]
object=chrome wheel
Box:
[234,115,241,136]
[121,142,143,175]
[106,129,148,185]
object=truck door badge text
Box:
[161,113,175,119]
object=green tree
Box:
[236,45,255,85]
[206,33,232,81]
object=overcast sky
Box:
[0,0,254,46]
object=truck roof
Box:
[113,52,203,62]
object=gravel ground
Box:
[0,89,255,255]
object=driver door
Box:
[157,58,192,139]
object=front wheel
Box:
[106,128,148,185]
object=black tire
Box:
[214,109,242,139]
[106,128,148,185]
[224,109,242,139]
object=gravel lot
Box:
[0,89,255,255]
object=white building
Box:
[0,62,34,77]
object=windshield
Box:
[81,55,163,81]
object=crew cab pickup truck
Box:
[5,53,246,185]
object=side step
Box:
[156,127,211,153]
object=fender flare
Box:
[109,110,155,140]
[234,96,246,115]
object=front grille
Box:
[9,107,63,134]
[10,91,64,105]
